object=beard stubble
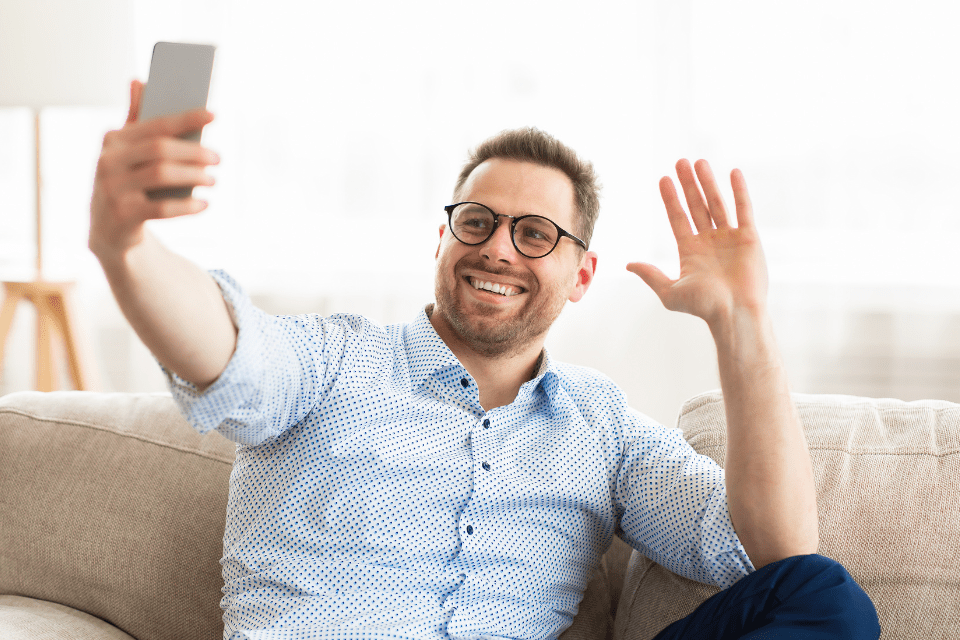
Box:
[433,255,571,358]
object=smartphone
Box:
[139,42,216,200]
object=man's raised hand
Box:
[89,79,219,261]
[626,159,769,330]
[630,161,818,567]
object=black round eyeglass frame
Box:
[443,201,588,259]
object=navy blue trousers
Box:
[652,555,881,639]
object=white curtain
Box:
[1,0,958,424]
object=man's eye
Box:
[464,217,489,228]
[518,220,556,245]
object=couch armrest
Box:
[0,391,236,640]
[612,391,960,640]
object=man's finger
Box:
[658,176,694,243]
[675,159,713,233]
[128,163,215,193]
[730,169,755,228]
[126,109,215,143]
[694,159,732,229]
[148,197,210,220]
[123,137,220,170]
[125,80,143,125]
[626,262,674,303]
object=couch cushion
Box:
[0,595,135,640]
[0,391,236,640]
[614,391,960,640]
[559,567,613,640]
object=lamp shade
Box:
[0,0,134,108]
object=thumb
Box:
[626,262,674,300]
[126,80,143,125]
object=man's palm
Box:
[628,159,768,328]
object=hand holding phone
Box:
[139,42,216,200]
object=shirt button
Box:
[466,525,473,535]
[482,462,491,471]
[460,378,469,387]
[482,419,490,428]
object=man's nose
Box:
[480,221,519,263]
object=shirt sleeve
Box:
[163,270,338,446]
[614,410,756,590]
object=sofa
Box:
[1,389,958,639]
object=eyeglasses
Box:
[443,201,587,259]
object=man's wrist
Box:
[708,303,774,359]
[90,227,151,275]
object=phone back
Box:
[140,42,216,199]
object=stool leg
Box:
[0,290,23,383]
[35,296,56,392]
[46,290,87,390]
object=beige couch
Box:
[1,389,958,639]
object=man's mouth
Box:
[467,276,523,297]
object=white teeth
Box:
[470,277,519,297]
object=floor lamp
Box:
[0,0,133,391]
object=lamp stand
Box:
[0,110,91,391]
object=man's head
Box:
[430,129,600,359]
[452,127,601,250]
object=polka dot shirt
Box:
[165,271,755,640]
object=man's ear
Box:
[435,224,446,259]
[568,251,598,303]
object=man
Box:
[90,81,880,639]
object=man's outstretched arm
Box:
[90,80,235,389]
[627,159,818,570]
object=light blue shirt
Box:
[166,271,754,640]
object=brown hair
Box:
[453,127,601,249]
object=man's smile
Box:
[466,276,525,298]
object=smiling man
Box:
[89,81,879,640]
[430,150,598,410]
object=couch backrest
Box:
[0,391,236,640]
[614,391,960,640]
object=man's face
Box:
[432,158,596,357]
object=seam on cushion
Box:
[617,555,654,638]
[691,398,960,417]
[0,407,235,464]
[856,576,960,588]
[691,396,960,406]
[808,446,960,456]
[0,594,137,635]
[697,444,960,457]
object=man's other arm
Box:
[627,159,818,570]
[90,80,235,390]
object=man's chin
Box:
[438,304,532,357]
[433,273,565,358]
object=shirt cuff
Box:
[162,269,267,436]
[702,480,756,589]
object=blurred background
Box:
[1,0,959,426]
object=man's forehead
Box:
[459,158,576,225]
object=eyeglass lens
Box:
[450,203,559,258]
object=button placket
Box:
[457,410,485,547]
[462,411,500,546]
[474,415,494,478]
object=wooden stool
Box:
[0,281,89,391]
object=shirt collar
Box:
[518,346,557,401]
[405,305,558,396]
[406,305,464,390]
